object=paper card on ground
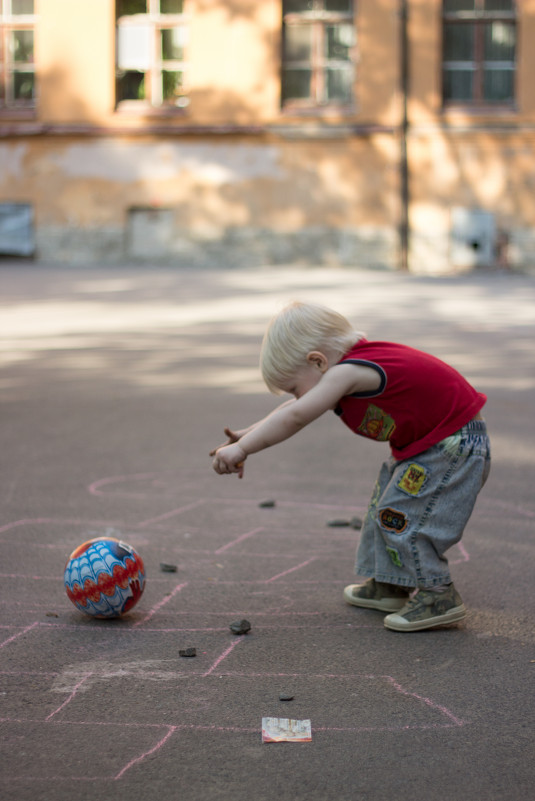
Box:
[261,717,312,743]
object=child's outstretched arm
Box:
[209,400,296,478]
[209,400,296,457]
[212,362,377,477]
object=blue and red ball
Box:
[64,537,145,618]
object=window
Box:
[116,0,188,110]
[0,0,36,110]
[281,1,356,110]
[442,0,516,107]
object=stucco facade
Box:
[0,0,534,272]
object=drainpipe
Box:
[400,0,409,271]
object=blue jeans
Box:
[355,419,491,589]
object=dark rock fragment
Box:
[179,647,197,657]
[160,563,178,573]
[229,619,251,635]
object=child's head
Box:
[260,301,362,394]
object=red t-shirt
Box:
[335,340,486,460]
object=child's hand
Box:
[212,443,247,478]
[209,427,243,457]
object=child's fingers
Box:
[209,427,240,456]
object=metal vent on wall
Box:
[0,203,35,257]
[450,207,496,269]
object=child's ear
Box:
[306,351,329,372]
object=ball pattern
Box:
[64,537,145,618]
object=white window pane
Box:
[117,25,152,70]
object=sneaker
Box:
[383,584,466,632]
[343,578,412,612]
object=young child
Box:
[211,301,491,632]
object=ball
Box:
[64,537,146,618]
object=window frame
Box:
[115,0,188,113]
[281,0,357,114]
[441,0,517,110]
[0,0,37,113]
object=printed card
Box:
[261,717,312,743]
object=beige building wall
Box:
[0,0,533,272]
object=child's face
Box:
[280,362,325,399]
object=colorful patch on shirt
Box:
[379,507,408,534]
[397,463,427,496]
[357,404,396,442]
[386,547,403,568]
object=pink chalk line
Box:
[0,718,460,736]
[214,527,264,555]
[203,638,243,677]
[88,472,159,497]
[46,674,93,721]
[264,557,317,583]
[114,725,177,780]
[133,581,189,627]
[450,542,470,565]
[136,501,206,528]
[0,517,121,537]
[0,621,39,650]
[383,676,465,726]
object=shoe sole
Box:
[343,585,409,613]
[383,604,467,632]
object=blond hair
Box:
[260,301,363,394]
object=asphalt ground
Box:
[0,263,534,801]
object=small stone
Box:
[327,519,350,527]
[229,619,251,635]
[179,647,197,657]
[279,693,294,702]
[350,516,363,530]
[259,499,276,508]
[45,612,59,618]
[160,563,178,573]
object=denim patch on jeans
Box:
[354,419,491,589]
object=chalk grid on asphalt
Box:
[0,472,468,784]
